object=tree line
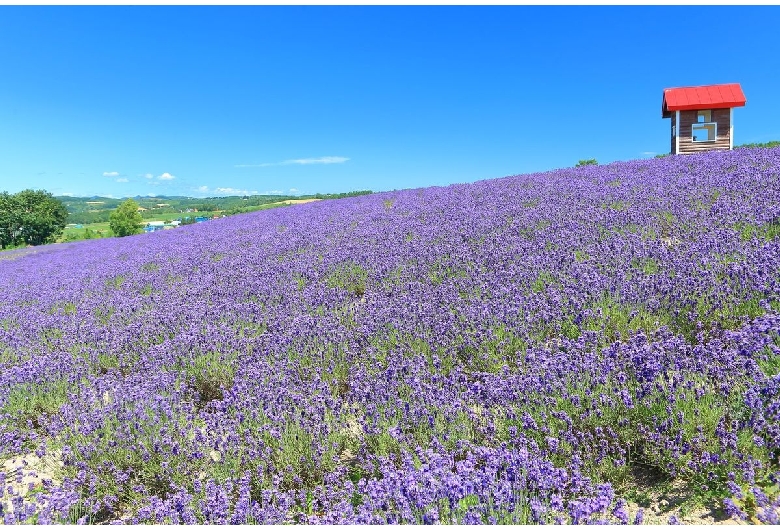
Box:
[2,189,377,250]
[0,189,68,249]
[62,191,374,224]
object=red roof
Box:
[662,83,746,118]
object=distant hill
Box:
[59,191,372,224]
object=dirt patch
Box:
[621,473,747,525]
[1,448,63,522]
[616,463,753,525]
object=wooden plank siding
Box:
[676,108,731,154]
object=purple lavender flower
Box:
[1,147,780,523]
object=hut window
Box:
[697,110,712,123]
[692,122,717,142]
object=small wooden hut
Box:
[662,83,746,155]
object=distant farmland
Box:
[1,149,779,524]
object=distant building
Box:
[662,83,746,155]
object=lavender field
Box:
[1,148,780,524]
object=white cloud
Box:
[116,178,129,183]
[158,172,176,180]
[264,190,284,195]
[641,151,657,156]
[103,171,120,177]
[197,185,209,193]
[61,192,74,197]
[215,187,259,196]
[144,173,154,179]
[289,156,349,165]
[289,188,300,193]
[235,156,349,168]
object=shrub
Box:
[185,352,237,408]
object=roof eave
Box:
[666,101,746,112]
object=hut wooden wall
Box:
[676,108,731,154]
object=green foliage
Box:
[734,219,780,242]
[58,406,195,522]
[631,257,659,275]
[757,340,780,377]
[428,258,467,286]
[105,274,126,290]
[574,250,589,262]
[184,351,237,407]
[735,140,780,149]
[0,379,70,435]
[62,192,372,225]
[109,199,143,237]
[728,480,780,524]
[576,159,598,167]
[531,270,558,293]
[0,189,68,248]
[326,261,369,297]
[96,352,121,374]
[313,190,372,200]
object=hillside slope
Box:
[1,148,779,524]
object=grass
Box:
[757,341,780,377]
[326,261,369,297]
[734,219,780,242]
[57,202,298,244]
[60,221,113,242]
[0,379,71,441]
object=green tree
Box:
[576,159,598,167]
[0,191,19,249]
[109,199,143,237]
[0,189,68,248]
[14,189,69,246]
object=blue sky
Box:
[1,6,779,198]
